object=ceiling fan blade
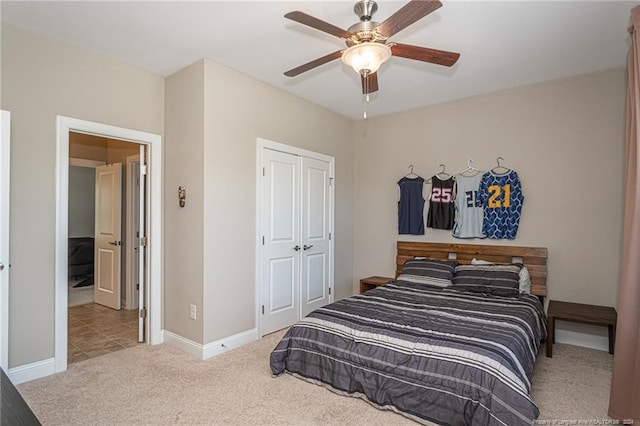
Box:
[391,43,460,67]
[361,72,379,94]
[284,50,344,77]
[375,0,442,38]
[285,11,353,39]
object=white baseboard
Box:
[202,328,258,359]
[554,320,610,352]
[162,330,203,359]
[162,328,258,360]
[554,329,609,352]
[7,328,259,385]
[8,358,56,385]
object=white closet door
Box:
[300,156,331,318]
[260,149,301,335]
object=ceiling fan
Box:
[283,0,460,96]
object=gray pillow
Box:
[398,258,458,288]
[471,258,531,294]
[452,264,521,297]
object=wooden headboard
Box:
[396,241,548,297]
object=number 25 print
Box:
[432,187,453,203]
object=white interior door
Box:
[137,145,146,342]
[260,149,300,335]
[94,163,122,310]
[0,110,10,370]
[125,155,140,311]
[300,157,332,318]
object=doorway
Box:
[55,116,162,374]
[67,133,141,363]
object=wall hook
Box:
[178,186,186,208]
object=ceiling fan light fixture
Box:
[341,42,391,75]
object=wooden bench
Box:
[359,276,394,293]
[546,300,617,358]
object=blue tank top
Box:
[398,176,425,235]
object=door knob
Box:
[293,245,301,251]
[108,240,122,246]
[0,262,4,271]
[303,244,314,250]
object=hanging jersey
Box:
[453,174,485,239]
[398,176,425,235]
[427,176,455,230]
[476,170,524,239]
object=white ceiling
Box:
[1,1,636,120]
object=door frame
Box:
[55,116,162,373]
[125,154,141,310]
[1,110,10,371]
[255,138,335,337]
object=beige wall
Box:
[164,60,206,343]
[201,59,354,343]
[163,58,354,345]
[69,132,139,164]
[353,68,626,311]
[1,24,164,367]
[69,132,108,161]
[68,166,95,238]
[106,139,140,164]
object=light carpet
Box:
[17,330,614,425]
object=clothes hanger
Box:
[426,164,451,183]
[491,156,511,174]
[404,164,420,178]
[455,159,483,178]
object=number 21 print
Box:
[488,184,511,208]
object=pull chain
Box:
[362,70,370,120]
[363,93,367,119]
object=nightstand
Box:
[359,276,394,293]
[546,300,617,358]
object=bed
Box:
[68,237,94,278]
[270,241,547,425]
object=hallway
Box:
[68,303,139,364]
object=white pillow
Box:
[518,266,531,294]
[471,258,531,294]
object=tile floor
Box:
[68,303,139,364]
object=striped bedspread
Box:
[270,280,546,425]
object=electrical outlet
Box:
[190,304,196,320]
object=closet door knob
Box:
[293,245,301,251]
[303,244,313,251]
